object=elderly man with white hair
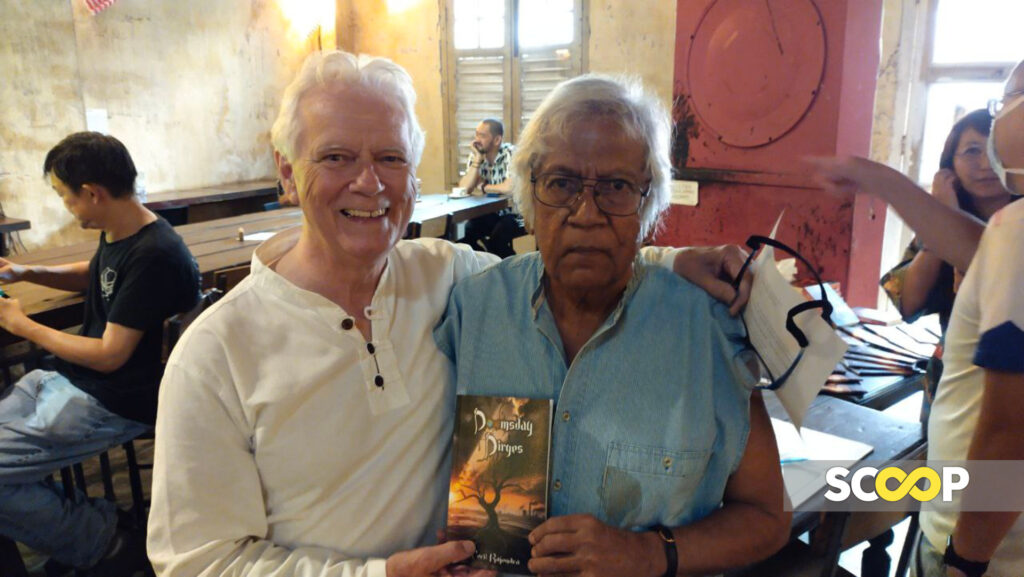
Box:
[434,75,791,577]
[147,51,752,577]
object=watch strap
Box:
[652,524,677,577]
[944,536,989,577]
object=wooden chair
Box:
[214,264,251,294]
[161,288,224,363]
[124,288,224,527]
[21,288,228,577]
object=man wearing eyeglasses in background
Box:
[456,118,526,258]
[813,61,1024,577]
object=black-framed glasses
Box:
[732,235,835,391]
[531,172,650,217]
[954,144,987,163]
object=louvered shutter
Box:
[455,56,506,176]
[445,0,585,185]
[518,49,576,130]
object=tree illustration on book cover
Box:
[447,395,552,574]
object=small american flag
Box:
[84,0,117,15]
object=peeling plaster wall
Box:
[870,0,911,169]
[340,0,447,195]
[0,0,308,250]
[588,0,677,109]
[0,0,93,248]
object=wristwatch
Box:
[943,535,989,577]
[652,525,677,577]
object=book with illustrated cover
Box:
[446,395,553,575]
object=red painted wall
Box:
[663,0,886,306]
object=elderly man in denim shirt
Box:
[436,75,790,577]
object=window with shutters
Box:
[877,0,1023,309]
[443,0,587,185]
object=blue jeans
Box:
[0,370,148,568]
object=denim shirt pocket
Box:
[599,441,710,528]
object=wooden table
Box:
[0,198,510,345]
[407,194,512,238]
[144,179,278,225]
[0,217,31,257]
[768,393,926,526]
[735,393,927,577]
[0,209,303,346]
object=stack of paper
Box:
[742,214,848,428]
[771,417,874,509]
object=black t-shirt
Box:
[55,218,201,424]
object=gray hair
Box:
[270,50,426,167]
[510,74,672,240]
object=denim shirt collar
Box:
[529,254,649,356]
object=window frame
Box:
[877,0,1017,309]
[441,0,588,187]
[903,0,1016,184]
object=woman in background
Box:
[880,108,1014,409]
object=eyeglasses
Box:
[988,88,1024,116]
[531,172,650,217]
[732,235,835,391]
[954,144,987,163]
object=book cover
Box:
[447,395,552,574]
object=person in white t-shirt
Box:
[812,61,1024,577]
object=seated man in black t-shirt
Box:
[0,132,200,573]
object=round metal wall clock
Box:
[687,0,827,148]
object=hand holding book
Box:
[385,540,493,577]
[527,514,667,577]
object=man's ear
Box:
[79,183,107,203]
[275,151,297,196]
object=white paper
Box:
[805,283,860,327]
[771,417,874,509]
[742,213,848,428]
[776,258,797,283]
[669,180,699,206]
[244,232,276,242]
